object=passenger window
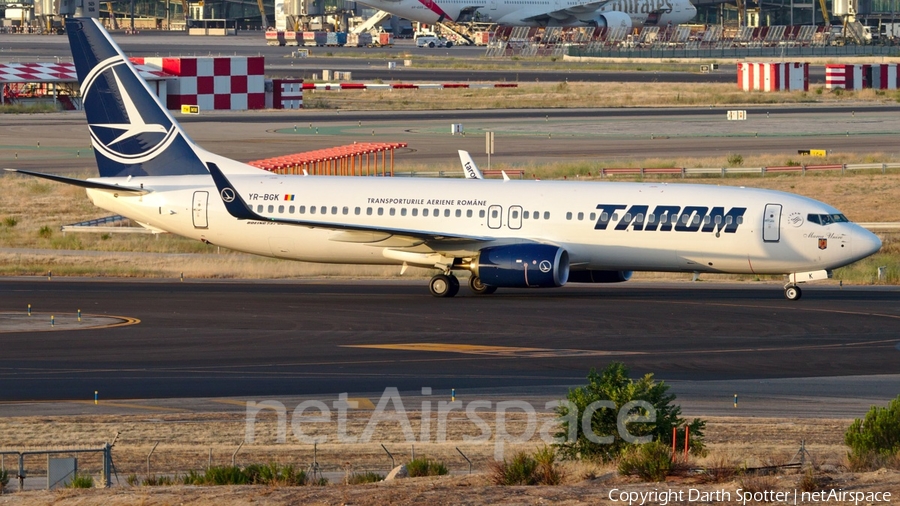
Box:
[736,216,744,224]
[703,215,710,224]
[600,212,608,221]
[725,216,733,224]
[289,205,295,214]
[612,213,618,221]
[401,208,407,216]
[366,207,373,216]
[445,209,451,217]
[268,205,274,213]
[455,209,462,217]
[623,213,631,222]
[681,214,690,224]
[491,209,499,218]
[320,206,326,214]
[342,206,348,215]
[543,212,550,219]
[480,210,486,218]
[692,215,701,225]
[715,215,722,224]
[636,213,644,222]
[311,206,317,214]
[354,207,361,215]
[278,205,284,213]
[647,214,655,223]
[566,212,572,220]
[467,210,473,218]
[433,208,439,217]
[523,211,530,219]
[378,208,384,216]
[590,212,596,221]
[412,209,419,216]
[577,212,584,220]
[534,211,539,219]
[423,209,429,217]
[257,205,263,213]
[331,206,338,215]
[389,208,396,216]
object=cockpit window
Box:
[807,213,848,225]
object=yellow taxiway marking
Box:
[0,312,140,333]
[69,400,185,412]
[343,343,637,358]
[213,397,375,409]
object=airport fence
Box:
[0,443,115,491]
[394,162,900,179]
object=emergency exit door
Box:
[193,191,209,229]
[762,203,781,242]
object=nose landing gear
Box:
[784,284,802,300]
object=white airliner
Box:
[9,18,882,300]
[357,0,697,29]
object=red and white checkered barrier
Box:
[738,62,809,92]
[302,82,518,91]
[131,56,265,111]
[0,62,169,83]
[826,64,900,90]
[273,79,303,109]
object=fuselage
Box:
[356,0,697,27]
[86,173,881,276]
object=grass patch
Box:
[66,473,94,488]
[617,442,675,482]
[0,103,59,114]
[346,471,384,484]
[406,457,448,477]
[181,463,310,486]
[490,446,563,485]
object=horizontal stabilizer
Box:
[5,169,149,194]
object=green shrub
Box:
[555,362,706,462]
[142,474,175,486]
[0,469,8,493]
[727,153,744,166]
[67,473,94,488]
[406,457,448,477]
[490,447,563,485]
[38,225,53,239]
[126,474,139,486]
[180,464,308,486]
[3,217,16,227]
[347,471,384,484]
[845,395,900,470]
[617,441,674,482]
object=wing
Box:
[206,162,494,245]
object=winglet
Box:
[501,170,510,182]
[206,162,266,221]
[458,150,484,180]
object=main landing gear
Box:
[469,275,497,295]
[429,273,460,298]
[784,284,802,301]
[429,274,498,297]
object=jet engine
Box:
[567,270,633,283]
[473,244,569,288]
[589,11,632,29]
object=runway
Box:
[1,279,898,404]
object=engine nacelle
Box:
[589,11,632,29]
[475,244,569,288]
[567,270,633,283]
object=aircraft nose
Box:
[855,228,882,259]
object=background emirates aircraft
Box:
[10,18,881,300]
[356,0,697,29]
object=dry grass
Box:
[303,82,900,111]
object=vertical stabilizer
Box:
[66,17,209,178]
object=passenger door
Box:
[762,203,782,242]
[488,205,503,229]
[192,191,209,229]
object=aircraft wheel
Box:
[448,275,460,297]
[430,274,457,297]
[469,276,498,295]
[784,285,802,301]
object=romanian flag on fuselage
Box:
[284,194,295,201]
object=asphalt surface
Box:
[1,279,898,403]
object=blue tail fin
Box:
[66,17,208,178]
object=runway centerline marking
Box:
[343,343,641,358]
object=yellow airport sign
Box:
[181,104,200,115]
